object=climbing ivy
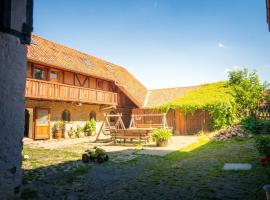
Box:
[159,82,236,130]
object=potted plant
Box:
[84,119,96,136]
[255,136,270,167]
[53,120,65,139]
[74,125,83,138]
[152,128,172,147]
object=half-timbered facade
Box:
[25,35,147,140]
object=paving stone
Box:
[223,163,252,170]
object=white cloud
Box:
[224,65,241,73]
[218,43,226,48]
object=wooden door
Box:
[175,111,186,134]
[35,108,50,140]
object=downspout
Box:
[143,90,150,108]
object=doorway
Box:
[24,109,30,137]
[34,108,50,140]
[24,108,34,138]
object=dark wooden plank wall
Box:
[132,108,211,134]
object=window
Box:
[50,71,57,79]
[50,71,58,82]
[82,58,92,68]
[89,111,96,120]
[62,110,71,122]
[33,68,45,80]
[97,79,103,89]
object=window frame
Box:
[33,67,46,80]
[61,110,71,122]
[89,111,96,120]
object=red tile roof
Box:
[27,35,148,107]
[145,86,201,107]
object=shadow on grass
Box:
[21,136,269,200]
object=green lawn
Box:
[22,136,270,199]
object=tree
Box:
[228,68,266,117]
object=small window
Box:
[50,71,57,79]
[34,68,45,80]
[89,111,96,120]
[97,80,103,89]
[62,110,71,122]
[50,71,58,82]
[82,58,92,68]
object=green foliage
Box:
[159,82,236,130]
[152,129,172,142]
[74,125,83,138]
[95,148,106,156]
[68,125,83,138]
[228,68,265,117]
[240,116,270,134]
[55,120,65,131]
[84,119,96,136]
[255,136,270,156]
[159,69,266,131]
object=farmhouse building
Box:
[25,35,209,140]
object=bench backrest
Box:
[136,124,165,129]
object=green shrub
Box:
[228,68,265,117]
[55,120,65,131]
[240,117,270,134]
[84,119,96,136]
[255,136,270,156]
[152,129,172,142]
[74,125,83,138]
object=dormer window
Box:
[82,58,92,68]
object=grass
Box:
[21,136,270,199]
[22,145,90,184]
[122,136,270,199]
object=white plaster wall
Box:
[0,33,26,199]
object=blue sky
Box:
[33,0,270,89]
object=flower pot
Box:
[263,185,270,200]
[54,130,62,139]
[156,140,169,147]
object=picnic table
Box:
[112,128,154,143]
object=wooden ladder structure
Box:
[129,113,168,129]
[95,113,125,142]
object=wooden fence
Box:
[132,108,211,134]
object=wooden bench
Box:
[136,124,164,129]
[112,129,152,143]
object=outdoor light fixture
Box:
[0,0,33,44]
[75,102,82,106]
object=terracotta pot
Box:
[263,185,270,200]
[156,140,169,147]
[61,131,65,139]
[54,130,62,139]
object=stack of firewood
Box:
[212,125,251,141]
